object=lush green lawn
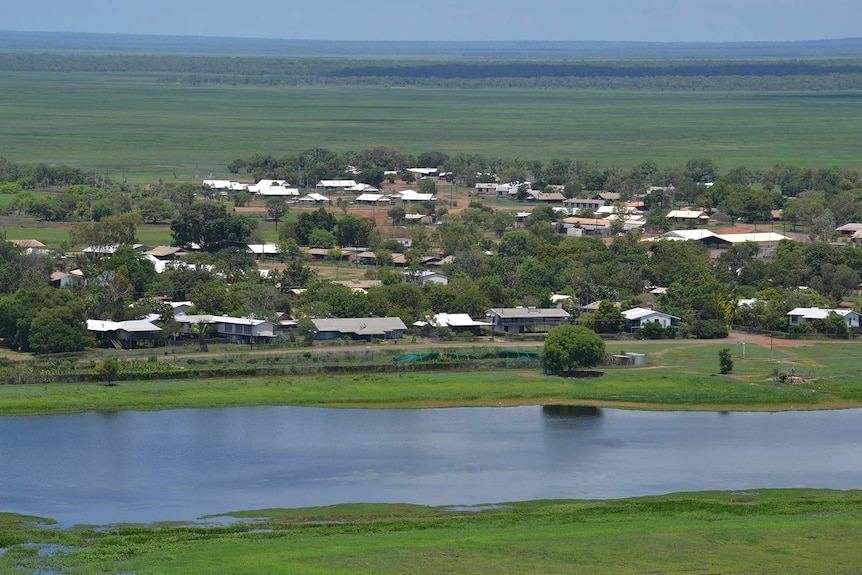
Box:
[2,340,861,415]
[3,490,861,574]
[3,72,862,182]
[0,223,72,247]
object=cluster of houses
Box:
[77,290,862,350]
[4,236,855,349]
[202,178,438,206]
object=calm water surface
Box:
[1,406,860,526]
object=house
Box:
[9,239,49,254]
[316,180,358,190]
[836,223,862,236]
[705,232,788,249]
[297,193,329,204]
[348,183,379,193]
[666,210,710,224]
[595,205,640,217]
[167,301,193,315]
[202,179,234,191]
[311,317,407,340]
[404,213,433,224]
[622,308,680,332]
[396,190,436,203]
[256,186,299,197]
[408,270,449,285]
[86,319,162,349]
[527,191,566,203]
[143,246,188,260]
[246,243,281,258]
[407,167,438,178]
[413,313,490,332]
[495,184,517,197]
[49,271,82,289]
[247,180,300,196]
[787,307,860,328]
[651,229,717,242]
[333,279,383,293]
[550,294,574,308]
[475,182,499,194]
[560,216,612,235]
[174,314,276,344]
[355,193,392,204]
[485,307,570,334]
[564,198,605,212]
[82,244,147,257]
[649,230,788,250]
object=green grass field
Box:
[3,490,861,574]
[3,72,862,181]
[1,340,860,415]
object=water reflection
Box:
[542,405,603,419]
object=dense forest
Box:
[2,52,862,89]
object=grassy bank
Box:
[2,489,861,574]
[1,340,860,415]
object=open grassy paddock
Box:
[3,72,862,181]
[1,338,860,415]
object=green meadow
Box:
[3,72,862,181]
[1,340,860,415]
[3,490,861,574]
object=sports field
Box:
[3,72,862,181]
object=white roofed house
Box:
[86,319,162,349]
[354,193,391,205]
[407,270,449,286]
[247,179,298,196]
[316,180,357,190]
[202,179,234,191]
[395,190,436,204]
[174,314,276,344]
[787,307,860,329]
[407,168,438,180]
[297,193,330,204]
[246,243,281,259]
[622,307,680,333]
[348,183,379,193]
[413,313,490,334]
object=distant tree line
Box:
[3,53,862,90]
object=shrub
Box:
[718,348,733,374]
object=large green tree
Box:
[0,287,91,353]
[170,203,256,251]
[542,324,605,375]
